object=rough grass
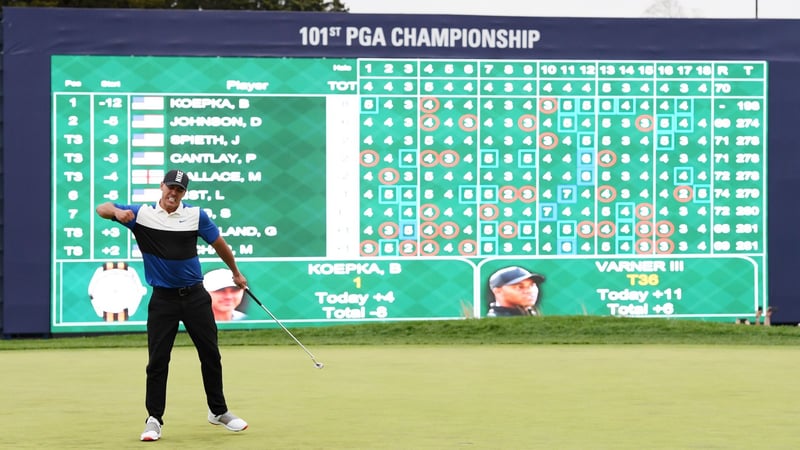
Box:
[2,316,797,349]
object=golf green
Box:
[1,345,797,449]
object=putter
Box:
[244,287,324,369]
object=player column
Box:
[358,59,420,257]
[537,61,597,256]
[478,61,539,256]
[414,60,480,257]
[652,62,714,255]
[710,62,766,255]
[54,93,93,261]
[595,62,656,255]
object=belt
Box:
[152,282,205,297]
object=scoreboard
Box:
[51,54,767,331]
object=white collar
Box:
[155,201,184,216]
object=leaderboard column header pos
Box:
[4,8,795,335]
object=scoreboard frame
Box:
[3,7,799,334]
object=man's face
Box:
[159,183,186,212]
[210,287,244,313]
[494,278,539,308]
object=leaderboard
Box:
[357,60,766,258]
[51,56,767,330]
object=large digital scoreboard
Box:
[8,8,797,335]
[50,55,766,331]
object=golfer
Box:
[96,169,248,441]
[486,266,546,316]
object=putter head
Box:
[314,362,324,369]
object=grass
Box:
[2,317,799,449]
[2,316,798,349]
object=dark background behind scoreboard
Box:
[3,7,799,334]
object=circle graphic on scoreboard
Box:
[517,186,537,203]
[458,240,478,256]
[635,238,654,254]
[538,97,558,114]
[359,240,379,257]
[635,221,654,238]
[656,220,676,238]
[673,185,694,202]
[499,186,518,203]
[597,149,617,168]
[498,221,519,238]
[656,238,676,254]
[635,203,654,220]
[420,204,440,221]
[458,114,478,132]
[419,96,440,113]
[420,222,440,238]
[479,204,500,220]
[360,149,380,167]
[378,222,400,239]
[635,115,655,132]
[577,221,595,238]
[597,185,617,202]
[420,114,440,131]
[517,114,537,132]
[87,262,147,322]
[439,150,460,167]
[538,132,559,150]
[420,149,440,167]
[378,168,400,185]
[438,222,460,240]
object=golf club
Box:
[244,287,324,369]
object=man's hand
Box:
[115,209,135,223]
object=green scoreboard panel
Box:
[51,56,766,331]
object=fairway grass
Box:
[2,345,799,449]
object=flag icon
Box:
[132,188,162,202]
[132,152,164,166]
[132,133,164,148]
[132,169,165,185]
[131,96,164,111]
[132,114,165,129]
[131,244,142,258]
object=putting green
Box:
[1,345,797,449]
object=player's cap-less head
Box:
[489,266,545,289]
[163,169,189,190]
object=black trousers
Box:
[145,284,228,422]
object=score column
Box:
[536,61,598,256]
[358,59,420,257]
[417,59,480,257]
[478,60,539,256]
[709,62,766,255]
[92,94,131,260]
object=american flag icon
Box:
[132,188,162,202]
[132,133,164,148]
[132,114,165,128]
[131,96,164,111]
[131,152,165,166]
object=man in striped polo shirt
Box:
[96,169,248,441]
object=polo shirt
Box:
[114,201,220,288]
